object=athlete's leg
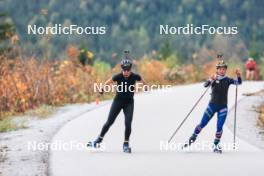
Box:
[214,106,228,145]
[99,100,123,139]
[193,103,216,136]
[186,104,217,146]
[123,100,134,142]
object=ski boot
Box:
[182,134,197,148]
[87,137,103,148]
[213,139,222,154]
[123,142,132,153]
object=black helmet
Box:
[216,60,228,69]
[120,51,132,70]
[216,54,227,69]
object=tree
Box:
[159,40,172,60]
[0,12,15,54]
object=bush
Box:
[137,58,169,84]
[0,56,109,117]
[92,60,111,79]
[162,54,181,69]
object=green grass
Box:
[26,104,55,119]
[0,117,26,133]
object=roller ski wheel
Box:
[87,141,101,148]
[87,137,103,148]
[182,135,197,149]
[213,145,222,154]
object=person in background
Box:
[245,58,258,80]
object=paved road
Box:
[49,81,264,176]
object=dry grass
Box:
[0,117,26,132]
[258,105,264,126]
[25,104,55,119]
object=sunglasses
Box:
[122,69,131,72]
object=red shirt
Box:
[245,60,257,70]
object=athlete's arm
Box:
[230,69,242,85]
[105,78,115,85]
[138,77,149,91]
[204,75,216,87]
[134,74,149,91]
[138,77,147,85]
[99,78,115,94]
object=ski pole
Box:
[168,82,213,143]
[233,84,238,149]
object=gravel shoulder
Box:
[0,101,109,176]
[226,94,264,149]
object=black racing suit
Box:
[99,72,142,141]
[204,76,242,105]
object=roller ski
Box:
[87,137,103,148]
[123,142,132,153]
[213,144,222,154]
[182,134,197,149]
